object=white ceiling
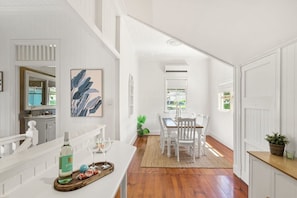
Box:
[3,0,297,66]
[124,16,209,61]
[123,0,297,65]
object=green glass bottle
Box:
[58,131,73,184]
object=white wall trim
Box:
[233,65,242,178]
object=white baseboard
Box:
[129,134,137,145]
[208,132,233,150]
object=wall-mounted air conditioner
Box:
[164,65,188,73]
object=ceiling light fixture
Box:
[166,38,182,46]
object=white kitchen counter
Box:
[3,140,136,198]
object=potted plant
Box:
[265,132,289,156]
[137,115,150,137]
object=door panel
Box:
[241,51,280,183]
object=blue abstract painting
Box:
[71,69,103,117]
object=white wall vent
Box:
[165,65,188,73]
[15,44,56,61]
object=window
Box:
[218,81,233,112]
[28,87,43,106]
[165,79,187,111]
[218,91,232,111]
[166,89,186,110]
[48,87,56,105]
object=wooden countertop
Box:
[248,151,297,180]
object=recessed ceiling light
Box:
[166,38,182,46]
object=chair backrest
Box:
[177,117,196,141]
[196,114,209,135]
[180,111,196,119]
[158,114,164,128]
[161,112,175,119]
[158,114,166,136]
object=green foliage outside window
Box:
[223,92,231,110]
[166,89,186,110]
[218,91,232,111]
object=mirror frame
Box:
[22,68,56,110]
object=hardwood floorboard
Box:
[115,135,248,198]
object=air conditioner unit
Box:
[164,65,188,73]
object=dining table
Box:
[162,117,203,158]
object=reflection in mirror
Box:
[48,80,56,105]
[24,70,56,110]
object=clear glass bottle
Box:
[58,131,73,184]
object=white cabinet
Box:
[249,158,272,198]
[249,152,297,198]
[274,171,297,198]
[25,117,56,144]
[45,118,56,142]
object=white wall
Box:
[0,5,119,140]
[138,57,209,133]
[65,1,139,143]
[208,59,234,149]
[119,17,139,143]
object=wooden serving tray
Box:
[54,162,114,192]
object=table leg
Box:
[120,173,127,198]
[167,137,171,157]
[197,128,202,158]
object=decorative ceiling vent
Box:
[15,44,56,61]
[165,65,188,72]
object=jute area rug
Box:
[140,136,232,168]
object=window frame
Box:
[164,78,188,112]
[217,81,233,112]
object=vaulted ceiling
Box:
[124,16,209,62]
[123,0,297,65]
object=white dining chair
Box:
[180,111,196,119]
[175,117,196,162]
[196,114,209,156]
[158,114,177,154]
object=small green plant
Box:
[265,132,289,145]
[137,115,150,136]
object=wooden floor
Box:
[116,135,248,198]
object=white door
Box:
[241,51,280,183]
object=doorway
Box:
[12,40,59,144]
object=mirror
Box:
[19,67,57,145]
[21,68,56,110]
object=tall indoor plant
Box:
[265,132,289,156]
[137,115,150,136]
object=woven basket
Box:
[269,143,285,156]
